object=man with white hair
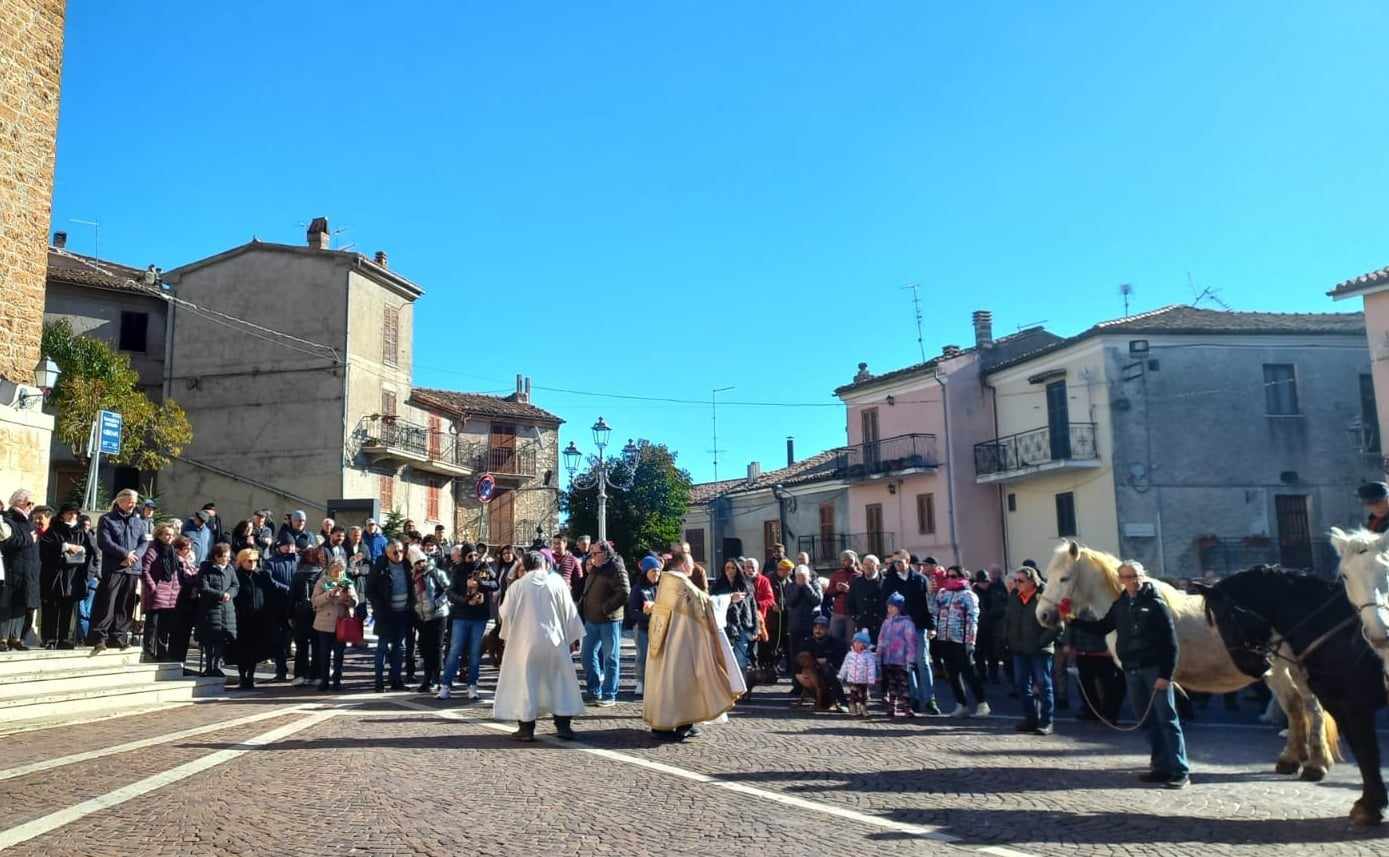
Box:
[90,489,150,651]
[1,490,41,650]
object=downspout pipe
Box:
[987,380,1010,571]
[930,370,961,566]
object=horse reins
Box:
[1215,582,1365,669]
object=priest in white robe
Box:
[493,549,586,741]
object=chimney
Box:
[515,374,524,399]
[853,362,872,383]
[747,461,762,480]
[786,436,795,467]
[524,377,532,401]
[972,309,993,349]
[373,250,388,268]
[942,344,962,359]
[53,231,66,249]
[307,217,330,250]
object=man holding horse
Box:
[1075,560,1189,789]
[1357,482,1389,534]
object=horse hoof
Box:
[1274,760,1300,775]
[1349,804,1383,827]
[1300,766,1327,782]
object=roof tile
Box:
[409,387,563,425]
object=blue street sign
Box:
[98,410,123,456]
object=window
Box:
[763,519,782,558]
[916,493,936,535]
[865,504,885,558]
[426,479,440,522]
[427,414,442,459]
[381,389,397,417]
[1361,374,1381,453]
[1055,492,1077,538]
[818,503,836,562]
[382,307,399,366]
[1264,364,1299,415]
[684,529,706,563]
[1007,493,1017,512]
[379,475,394,512]
[118,311,149,353]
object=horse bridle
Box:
[1211,578,1371,667]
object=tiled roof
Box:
[1328,265,1389,299]
[833,326,1061,396]
[47,248,160,297]
[688,448,845,505]
[983,305,1365,376]
[409,387,563,426]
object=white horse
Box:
[1328,527,1389,685]
[1035,541,1339,780]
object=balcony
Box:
[832,433,938,481]
[357,415,472,476]
[973,422,1100,483]
[796,532,898,566]
[472,444,538,480]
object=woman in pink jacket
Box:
[141,524,185,661]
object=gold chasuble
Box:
[641,571,742,730]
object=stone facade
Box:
[0,0,64,498]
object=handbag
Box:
[336,614,364,645]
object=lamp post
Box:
[16,355,61,409]
[563,417,637,544]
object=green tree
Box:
[42,319,193,492]
[561,440,692,563]
[381,509,408,541]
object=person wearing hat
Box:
[39,501,97,648]
[277,510,314,552]
[139,499,158,527]
[626,555,663,698]
[794,613,848,711]
[263,531,300,681]
[757,557,798,681]
[201,502,228,547]
[1359,482,1389,533]
[876,591,921,718]
[361,518,388,563]
[837,629,879,716]
[251,510,275,556]
[181,509,214,566]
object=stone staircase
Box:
[0,648,224,726]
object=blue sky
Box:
[52,2,1389,485]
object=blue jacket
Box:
[262,550,298,601]
[181,518,214,564]
[362,531,388,563]
[98,506,149,575]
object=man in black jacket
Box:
[1076,560,1188,788]
[40,502,97,648]
[883,552,939,715]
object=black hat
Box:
[458,542,477,555]
[201,502,217,511]
[59,501,81,515]
[1022,558,1038,570]
[276,531,296,547]
[922,556,938,566]
[1358,482,1389,503]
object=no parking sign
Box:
[475,473,496,503]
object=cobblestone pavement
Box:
[1,646,1386,857]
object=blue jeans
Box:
[374,609,410,686]
[1127,666,1189,777]
[634,627,650,682]
[1014,653,1055,727]
[76,578,98,643]
[581,620,621,700]
[728,629,752,672]
[910,637,935,707]
[442,617,488,687]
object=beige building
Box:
[157,219,562,538]
[1328,263,1389,472]
[0,0,65,498]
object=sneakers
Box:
[467,685,480,700]
[1164,775,1191,790]
[973,702,991,717]
[437,685,452,700]
[922,700,942,716]
[596,698,617,708]
[1034,723,1055,736]
[948,704,969,718]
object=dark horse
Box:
[1194,566,1386,826]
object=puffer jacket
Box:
[875,613,919,667]
[1004,586,1061,655]
[196,561,239,644]
[413,564,451,622]
[311,574,358,633]
[141,542,183,611]
[932,582,980,647]
[1081,581,1179,679]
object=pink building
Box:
[833,312,1059,568]
[1329,264,1389,466]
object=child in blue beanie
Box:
[876,591,919,718]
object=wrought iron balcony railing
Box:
[359,414,428,458]
[473,444,538,478]
[796,532,898,564]
[973,422,1098,477]
[832,433,938,480]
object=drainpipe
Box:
[930,370,961,566]
[987,380,1010,570]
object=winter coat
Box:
[291,564,322,622]
[196,561,239,645]
[229,567,278,665]
[413,564,452,622]
[579,555,631,624]
[626,577,660,632]
[784,575,824,637]
[802,632,848,668]
[361,530,388,563]
[181,519,213,564]
[0,509,40,610]
[446,560,497,622]
[262,550,297,609]
[367,555,415,616]
[710,572,758,638]
[40,518,95,603]
[1004,586,1061,656]
[846,572,887,638]
[932,583,980,647]
[140,542,184,611]
[1079,581,1179,679]
[311,575,358,634]
[876,614,919,667]
[276,524,315,552]
[98,506,148,576]
[881,569,934,632]
[838,648,879,685]
[826,566,857,616]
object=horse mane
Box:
[1210,565,1350,634]
[1067,543,1124,597]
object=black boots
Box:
[512,721,537,742]
[554,717,576,741]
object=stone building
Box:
[156,218,562,536]
[976,305,1376,578]
[1327,263,1389,472]
[0,0,65,498]
[42,237,169,500]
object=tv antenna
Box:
[710,385,734,482]
[903,282,927,363]
[1188,271,1230,310]
[70,218,101,259]
[1119,282,1134,317]
[296,221,352,250]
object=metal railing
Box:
[797,532,897,563]
[973,422,1098,477]
[832,433,938,480]
[473,444,538,477]
[359,415,428,458]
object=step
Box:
[0,647,144,677]
[0,676,225,724]
[0,662,185,699]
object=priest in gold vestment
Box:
[642,553,745,740]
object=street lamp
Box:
[16,355,61,409]
[564,417,635,544]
